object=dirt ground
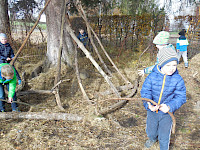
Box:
[0,47,199,149]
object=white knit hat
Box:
[158,47,178,68]
[153,31,170,45]
[0,33,7,39]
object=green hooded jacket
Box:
[0,63,17,98]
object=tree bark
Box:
[45,0,75,66]
[0,0,11,41]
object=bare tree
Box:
[45,0,75,66]
[0,0,11,38]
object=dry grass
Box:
[0,46,199,149]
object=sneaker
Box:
[144,139,157,148]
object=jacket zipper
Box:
[156,74,166,113]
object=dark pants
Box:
[0,83,18,111]
[146,111,172,150]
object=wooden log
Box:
[99,77,140,115]
[17,90,53,96]
[0,112,83,121]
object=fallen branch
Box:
[17,90,53,96]
[98,76,140,115]
[51,79,70,91]
[0,112,83,121]
[104,97,176,134]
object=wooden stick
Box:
[53,0,67,111]
[104,97,176,134]
[74,43,91,104]
[0,112,83,121]
[76,1,112,76]
[98,77,140,115]
[65,20,121,98]
[76,3,130,85]
[10,0,52,65]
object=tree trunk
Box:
[45,0,74,66]
[0,0,11,39]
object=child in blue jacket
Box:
[0,33,21,85]
[176,29,189,68]
[141,46,186,150]
[138,31,176,76]
[77,28,88,47]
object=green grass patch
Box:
[11,21,46,30]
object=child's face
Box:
[79,29,84,35]
[0,37,7,44]
[161,61,177,75]
[1,74,14,80]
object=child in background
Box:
[176,29,189,68]
[77,28,88,47]
[0,33,21,85]
[138,31,176,76]
[0,63,19,112]
[140,46,186,150]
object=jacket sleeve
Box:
[140,75,153,110]
[8,76,17,98]
[0,47,6,62]
[176,39,180,50]
[10,47,15,58]
[165,77,186,113]
[144,58,159,74]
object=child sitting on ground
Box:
[0,63,19,112]
[140,46,186,150]
[0,33,21,85]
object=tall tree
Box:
[0,0,11,37]
[45,0,75,66]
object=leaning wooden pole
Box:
[53,0,67,111]
[76,2,130,85]
[75,2,112,76]
[10,0,52,65]
[65,24,121,98]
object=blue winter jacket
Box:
[0,42,15,63]
[77,32,88,46]
[176,35,189,52]
[0,42,21,81]
[141,65,186,114]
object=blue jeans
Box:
[177,51,188,67]
[146,111,172,150]
[0,83,18,111]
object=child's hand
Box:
[8,97,13,103]
[138,70,145,76]
[147,102,159,112]
[159,104,170,113]
[18,80,22,85]
[6,57,12,61]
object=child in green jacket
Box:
[0,63,19,112]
